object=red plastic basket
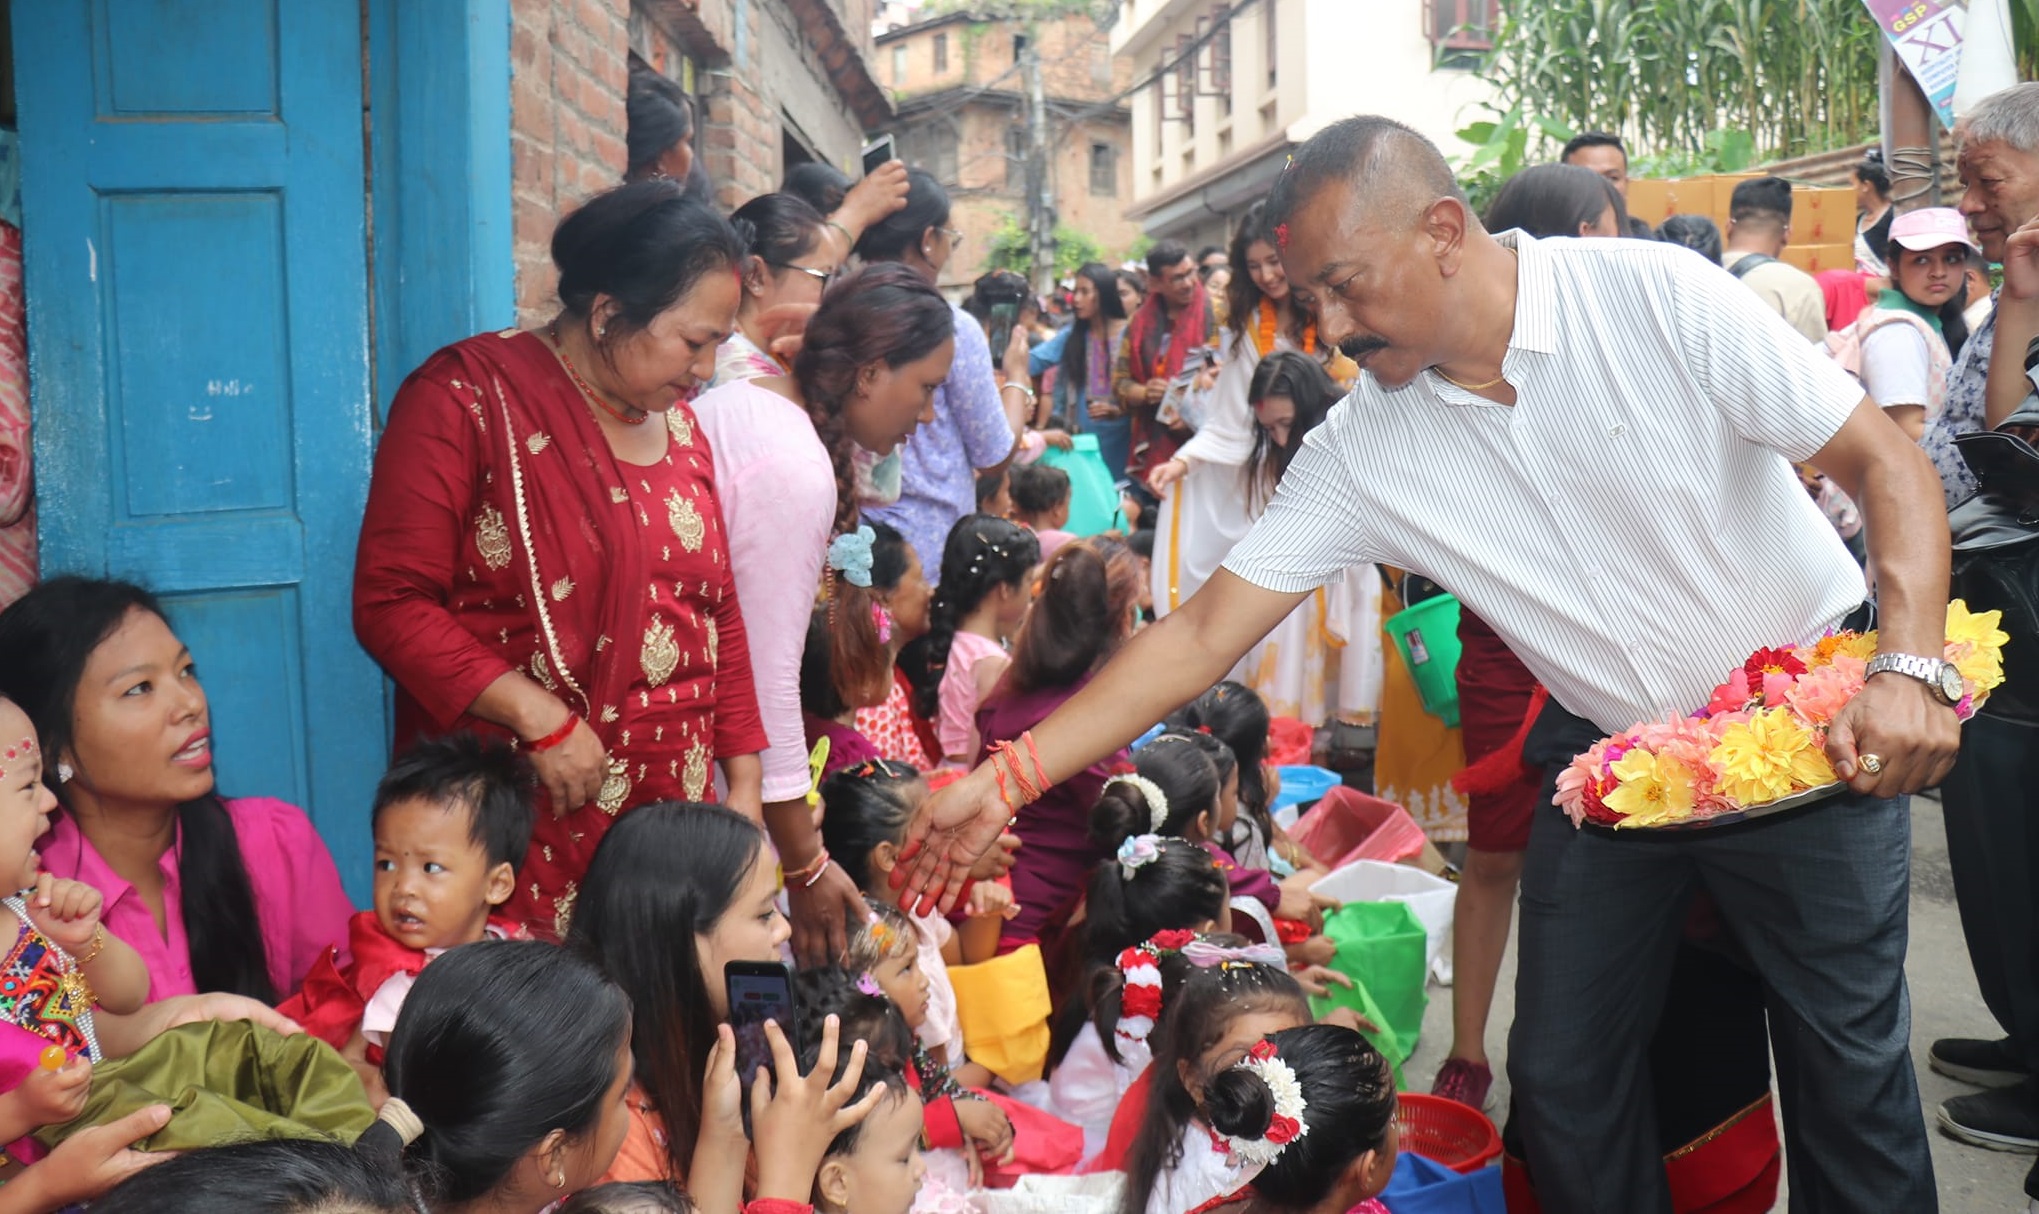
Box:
[1396,1092,1502,1174]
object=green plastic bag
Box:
[1038,435,1125,536]
[1310,900,1430,1086]
[36,1020,375,1153]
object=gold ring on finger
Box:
[1858,753,1884,776]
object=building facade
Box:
[1112,0,1495,249]
[875,10,1144,295]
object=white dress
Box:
[1150,329,1383,726]
[1144,1120,1261,1214]
[1048,1021,1150,1164]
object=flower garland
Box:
[1255,298,1315,358]
[1220,1040,1310,1166]
[1555,601,2009,829]
[1105,773,1171,833]
[1113,928,1197,1045]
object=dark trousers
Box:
[1507,703,1935,1213]
[1939,711,2039,1201]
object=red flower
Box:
[1116,945,1154,972]
[1743,647,1806,682]
[1274,917,1313,945]
[1151,929,1196,952]
[1122,983,1163,1019]
[1247,1040,1278,1062]
[1265,1114,1302,1145]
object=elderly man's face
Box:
[1280,182,1454,391]
[1958,138,2039,264]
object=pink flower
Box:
[1760,670,1797,705]
[1783,654,1864,727]
[1707,669,1753,716]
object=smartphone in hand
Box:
[725,959,799,1090]
[861,134,897,177]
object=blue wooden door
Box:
[13,0,383,903]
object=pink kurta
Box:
[39,797,353,1001]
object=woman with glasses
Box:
[853,169,1027,583]
[713,193,840,385]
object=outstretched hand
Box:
[751,1016,886,1203]
[892,765,1013,916]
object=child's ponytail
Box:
[900,514,1037,719]
[1170,682,1274,841]
[1202,1025,1396,1211]
[1087,736,1220,846]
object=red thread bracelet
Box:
[525,713,580,753]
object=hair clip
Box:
[856,972,883,997]
[872,601,893,646]
[1116,833,1162,876]
[827,525,877,588]
[1104,773,1170,833]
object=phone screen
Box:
[862,135,897,177]
[988,301,1021,359]
[726,962,797,1087]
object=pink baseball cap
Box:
[1889,207,1979,252]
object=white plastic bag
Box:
[1311,859,1457,985]
[976,1172,1125,1214]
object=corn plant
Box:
[1480,0,1882,161]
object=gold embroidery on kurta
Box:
[531,652,558,691]
[667,409,694,446]
[601,705,620,723]
[683,738,710,800]
[597,758,630,816]
[552,881,579,938]
[527,433,552,455]
[706,617,720,667]
[551,577,574,602]
[667,490,705,552]
[476,505,513,569]
[611,486,629,504]
[642,617,680,687]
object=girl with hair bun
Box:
[1201,1024,1398,1214]
[716,192,838,386]
[692,262,956,968]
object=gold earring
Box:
[551,1170,566,1190]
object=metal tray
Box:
[1593,782,1847,833]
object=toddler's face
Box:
[0,702,54,891]
[372,797,511,952]
[871,943,931,1029]
[830,1088,927,1214]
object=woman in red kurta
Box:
[354,184,766,937]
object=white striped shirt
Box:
[1223,231,1867,733]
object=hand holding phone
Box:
[861,134,897,177]
[725,960,799,1089]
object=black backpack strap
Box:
[1727,253,1779,280]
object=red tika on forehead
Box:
[1275,223,1292,250]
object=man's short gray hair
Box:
[1963,82,2039,154]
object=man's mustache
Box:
[1337,335,1388,362]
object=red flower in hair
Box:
[1265,1114,1302,1145]
[1150,929,1196,952]
[1122,983,1163,1019]
[1247,1039,1278,1062]
[1117,945,1154,971]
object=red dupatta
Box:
[1123,280,1213,383]
[435,331,654,746]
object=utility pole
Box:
[1024,36,1055,296]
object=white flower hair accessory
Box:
[1104,773,1169,833]
[1116,833,1162,875]
[1111,929,1194,1046]
[1220,1040,1310,1167]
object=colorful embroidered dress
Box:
[354,331,768,937]
[0,897,98,1168]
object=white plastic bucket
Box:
[1311,859,1458,985]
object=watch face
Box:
[1940,665,1967,703]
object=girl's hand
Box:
[1275,872,1338,923]
[14,1103,173,1208]
[529,715,608,816]
[1316,1005,1382,1035]
[1293,964,1352,1000]
[965,880,1016,921]
[1146,458,1188,495]
[957,1097,1015,1165]
[1038,429,1075,452]
[894,764,1014,916]
[26,874,105,956]
[1086,399,1123,421]
[966,832,1021,882]
[10,1053,92,1127]
[699,1024,747,1146]
[751,1016,886,1202]
[1283,934,1336,969]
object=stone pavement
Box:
[1402,795,2031,1211]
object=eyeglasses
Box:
[767,261,836,287]
[940,227,965,248]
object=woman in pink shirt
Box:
[0,577,352,1002]
[691,261,955,965]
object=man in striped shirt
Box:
[897,117,1959,1211]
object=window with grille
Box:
[1426,0,1498,69]
[1209,5,1232,105]
[934,32,949,72]
[1265,0,1277,89]
[1089,142,1117,195]
[901,122,958,182]
[1175,33,1195,133]
[891,43,907,85]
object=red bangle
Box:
[525,713,580,753]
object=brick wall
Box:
[511,0,632,325]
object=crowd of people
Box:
[0,59,2035,1214]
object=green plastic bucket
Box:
[1384,593,1462,728]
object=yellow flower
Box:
[1944,601,2010,694]
[1602,748,1700,828]
[1708,709,1836,807]
[1832,632,1878,661]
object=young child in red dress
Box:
[279,733,534,1094]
